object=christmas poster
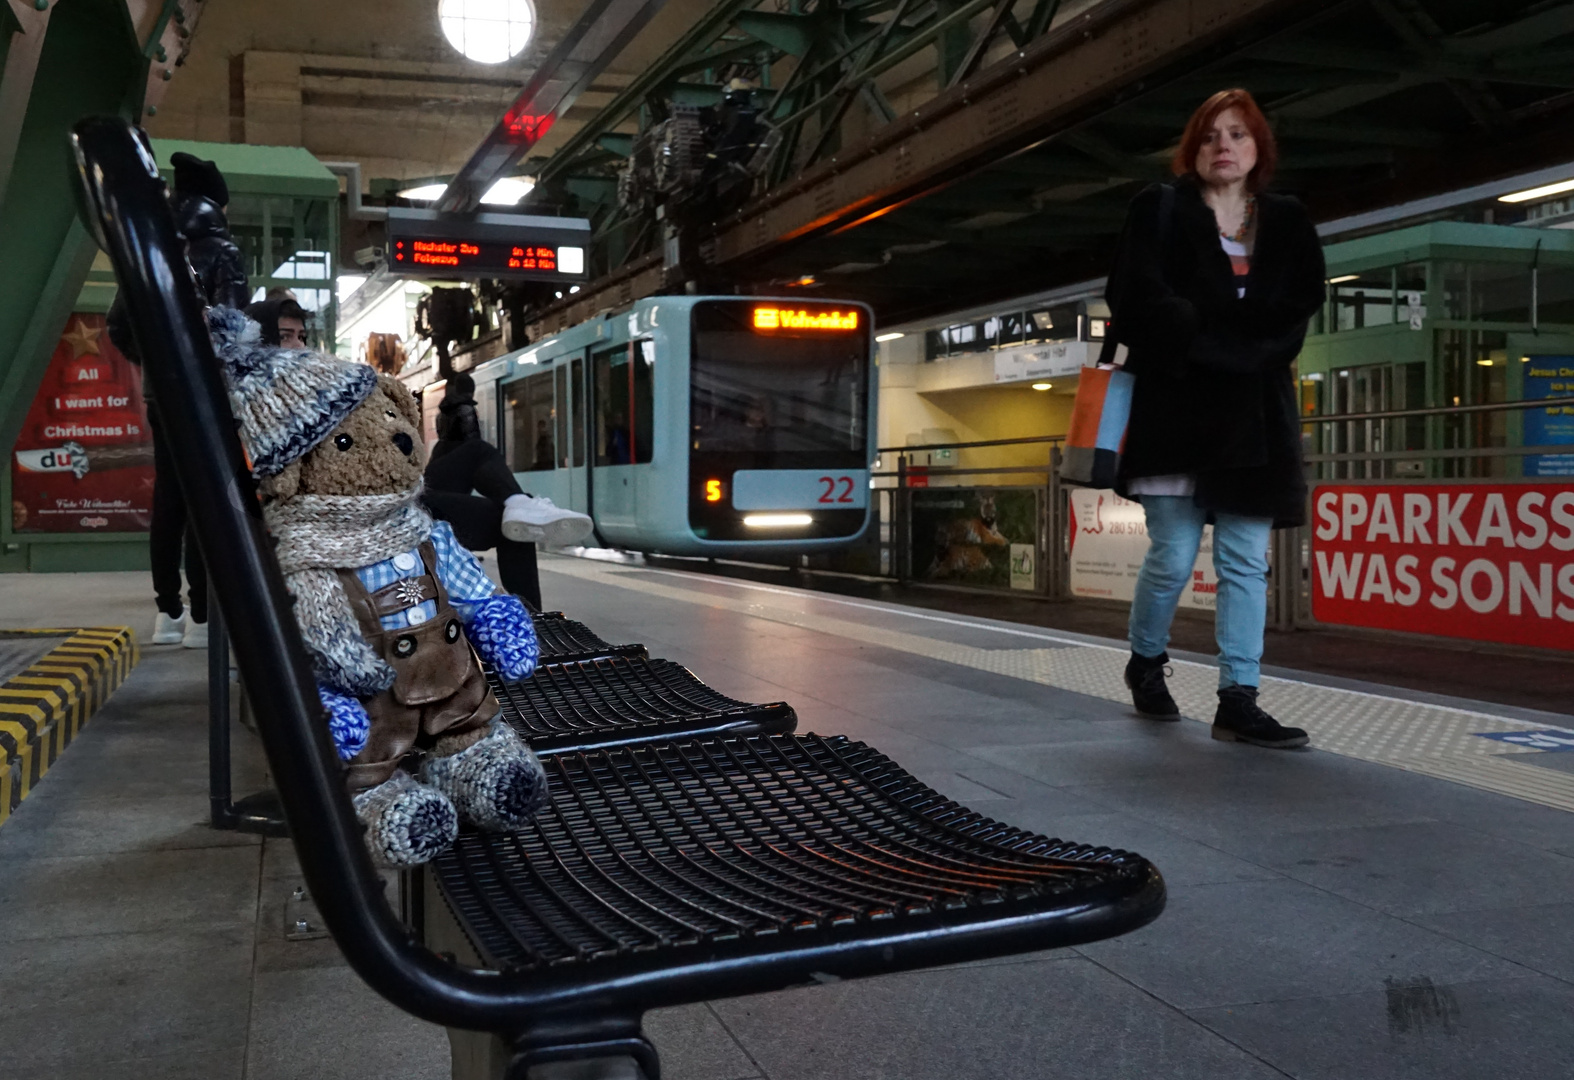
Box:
[10,313,154,533]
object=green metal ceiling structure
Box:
[527,0,1574,334]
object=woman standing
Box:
[1105,89,1324,748]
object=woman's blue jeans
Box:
[1128,496,1273,690]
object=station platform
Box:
[3,556,1573,1080]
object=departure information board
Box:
[384,207,590,283]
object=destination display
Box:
[384,207,590,282]
[392,238,563,274]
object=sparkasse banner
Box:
[1310,482,1574,651]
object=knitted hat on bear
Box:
[207,306,377,478]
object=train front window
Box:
[690,301,868,461]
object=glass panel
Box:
[1331,269,1395,331]
[571,356,586,467]
[690,302,867,459]
[942,321,989,354]
[1438,329,1509,477]
[505,370,555,471]
[1441,262,1531,323]
[998,312,1025,348]
[1536,266,1574,324]
[1023,303,1078,344]
[924,328,947,361]
[554,364,568,469]
[593,342,653,465]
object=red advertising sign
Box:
[1310,483,1574,651]
[9,314,154,533]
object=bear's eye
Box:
[385,409,397,420]
[334,433,354,451]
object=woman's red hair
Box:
[1171,89,1277,192]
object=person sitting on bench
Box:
[421,372,592,610]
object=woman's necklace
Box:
[1219,195,1256,243]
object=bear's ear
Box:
[378,374,421,429]
[259,459,301,501]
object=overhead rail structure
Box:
[519,0,1574,333]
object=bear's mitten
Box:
[318,684,370,760]
[464,594,538,681]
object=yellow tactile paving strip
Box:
[544,559,1574,814]
[0,627,138,826]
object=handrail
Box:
[1301,395,1574,425]
[65,117,597,1031]
[878,434,1066,454]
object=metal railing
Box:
[853,400,1572,647]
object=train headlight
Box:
[743,513,813,528]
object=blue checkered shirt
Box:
[354,520,499,631]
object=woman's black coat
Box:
[1105,175,1324,526]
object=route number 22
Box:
[818,476,856,503]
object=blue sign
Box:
[1522,355,1574,476]
[1476,729,1574,751]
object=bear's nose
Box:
[393,432,414,455]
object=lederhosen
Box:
[337,541,498,791]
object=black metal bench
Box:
[531,611,647,664]
[422,732,1160,1075]
[74,116,1166,1080]
[489,654,796,754]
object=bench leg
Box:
[421,870,660,1080]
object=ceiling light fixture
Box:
[1498,178,1574,204]
[1327,274,1360,284]
[1031,382,1053,391]
[398,183,448,201]
[439,0,537,64]
[480,177,534,205]
[875,332,905,342]
[398,177,535,205]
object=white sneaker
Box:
[182,619,209,650]
[151,611,186,645]
[502,494,593,547]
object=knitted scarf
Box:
[266,484,433,696]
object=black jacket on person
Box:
[1105,175,1325,527]
[107,193,250,369]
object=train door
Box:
[589,340,654,532]
[502,366,568,502]
[560,352,589,514]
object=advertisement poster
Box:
[10,314,154,533]
[1067,489,1218,609]
[911,487,1038,589]
[1523,356,1574,477]
[1310,483,1574,651]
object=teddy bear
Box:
[207,306,547,867]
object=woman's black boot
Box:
[1212,687,1309,748]
[1124,652,1180,720]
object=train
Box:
[463,296,876,556]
